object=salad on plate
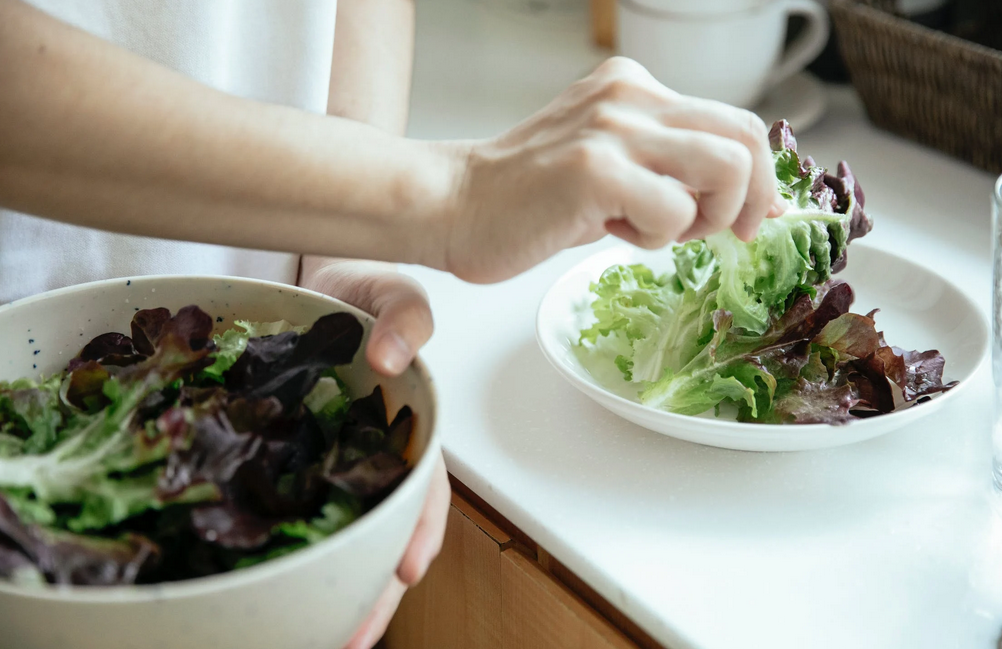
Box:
[576,120,956,425]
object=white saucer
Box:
[753,72,828,135]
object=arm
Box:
[0,0,454,268]
[1,0,783,287]
[300,0,416,287]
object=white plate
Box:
[536,243,988,451]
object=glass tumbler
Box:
[993,174,1002,493]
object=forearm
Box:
[327,0,414,133]
[0,0,456,269]
[302,0,417,284]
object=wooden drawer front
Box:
[384,493,639,649]
[501,549,636,649]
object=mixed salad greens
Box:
[0,307,413,586]
[578,120,956,424]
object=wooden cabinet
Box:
[382,482,664,649]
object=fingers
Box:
[343,577,408,649]
[637,129,753,241]
[580,57,785,244]
[659,98,784,240]
[595,156,698,249]
[396,453,450,585]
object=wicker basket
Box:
[830,0,1002,174]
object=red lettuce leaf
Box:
[769,379,860,425]
[68,332,139,371]
[64,360,112,412]
[130,308,173,357]
[0,494,158,585]
[323,386,413,498]
[326,453,408,499]
[775,281,854,345]
[225,312,363,411]
[886,347,957,401]
[813,312,881,359]
[846,353,896,414]
[189,504,285,550]
[158,406,262,500]
[0,538,36,581]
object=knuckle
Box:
[570,140,617,175]
[598,77,636,103]
[588,103,626,132]
[597,56,644,78]
[714,140,753,180]
[737,109,770,145]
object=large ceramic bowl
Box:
[0,276,440,649]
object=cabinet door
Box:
[384,493,640,649]
[383,495,506,649]
[501,550,636,649]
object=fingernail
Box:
[377,332,412,375]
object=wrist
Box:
[395,138,472,271]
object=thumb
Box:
[364,274,434,377]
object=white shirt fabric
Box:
[1,0,338,304]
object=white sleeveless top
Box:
[1,0,339,304]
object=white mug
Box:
[616,0,830,108]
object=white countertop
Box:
[404,1,1002,647]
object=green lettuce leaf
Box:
[200,319,310,383]
[579,243,718,383]
[274,493,361,544]
[0,376,64,455]
[68,472,219,532]
[705,209,850,334]
[303,373,351,435]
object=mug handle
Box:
[767,0,830,88]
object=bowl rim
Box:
[0,274,441,602]
[536,241,989,440]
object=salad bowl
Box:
[0,275,440,649]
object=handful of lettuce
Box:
[579,121,955,424]
[0,307,413,586]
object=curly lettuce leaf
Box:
[0,376,64,455]
[578,119,889,423]
[703,120,872,335]
[638,284,855,418]
[0,308,214,504]
[0,494,158,585]
[579,243,718,383]
[0,306,412,586]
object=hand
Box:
[441,56,786,284]
[298,259,451,649]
